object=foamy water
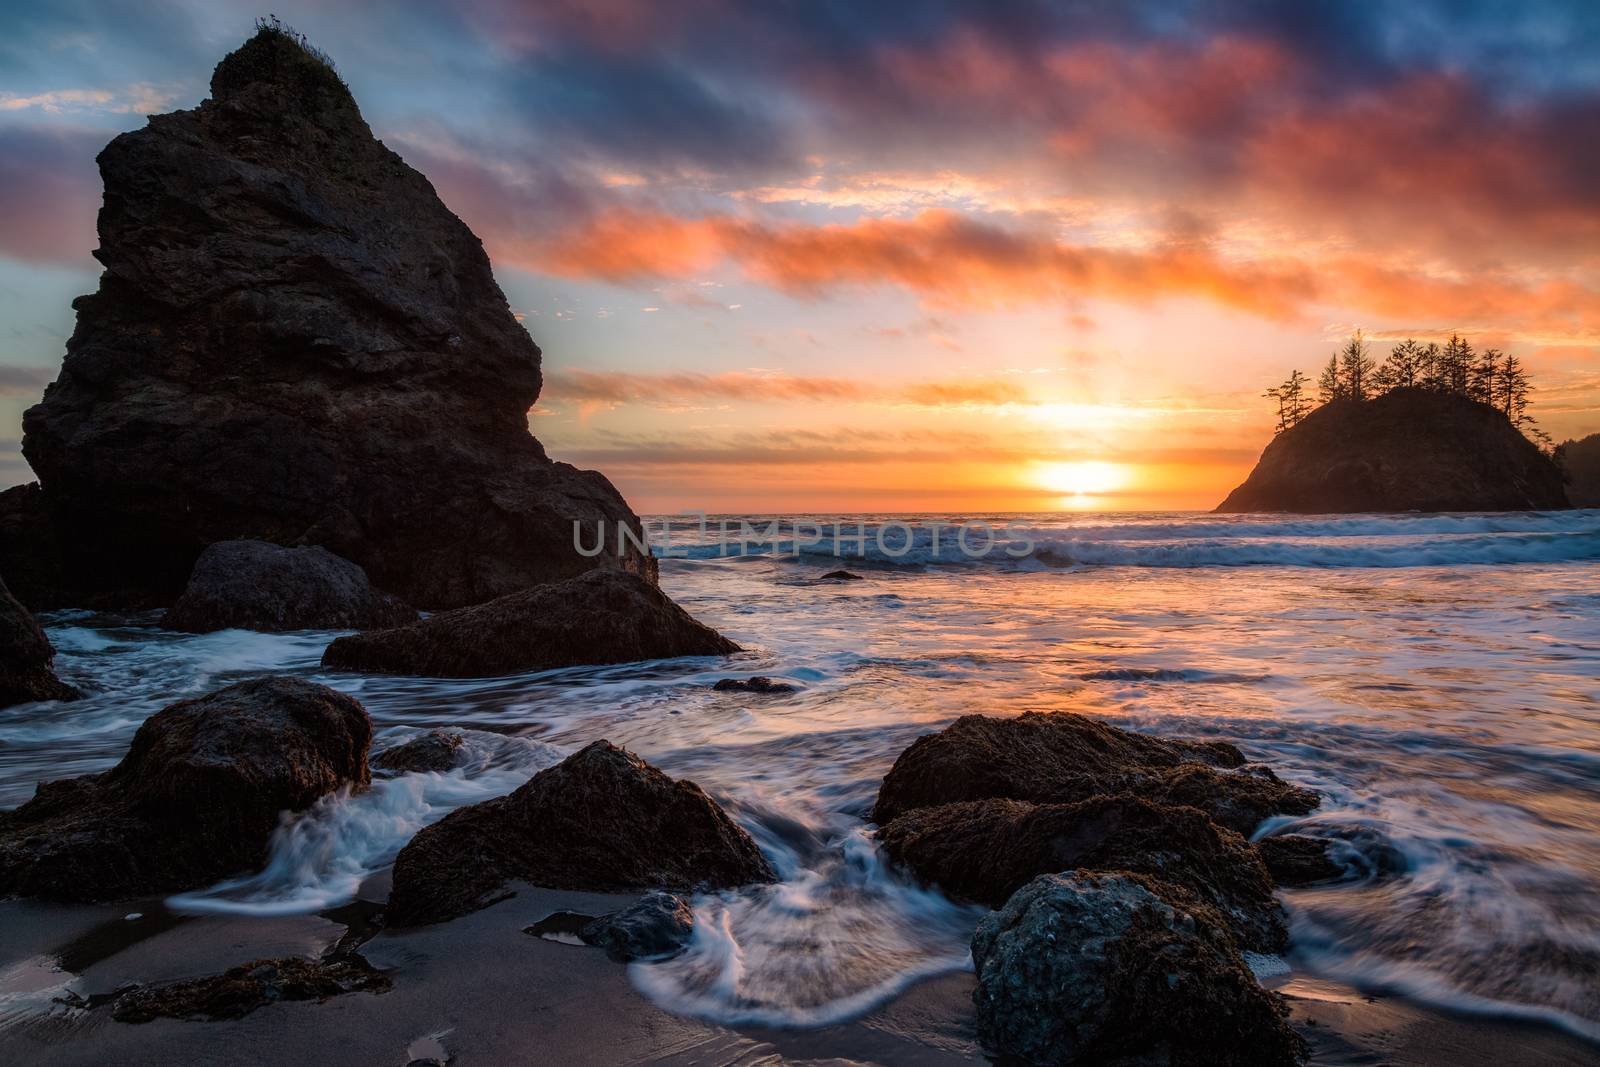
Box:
[9,510,1600,1041]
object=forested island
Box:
[1218,333,1568,513]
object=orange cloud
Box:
[543,368,1027,409]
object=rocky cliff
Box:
[1559,433,1600,508]
[9,27,652,609]
[1216,388,1568,513]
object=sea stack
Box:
[1217,388,1569,513]
[8,26,653,609]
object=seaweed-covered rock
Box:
[1257,834,1345,887]
[0,575,79,707]
[0,677,370,901]
[580,891,696,962]
[111,954,389,1022]
[879,795,1287,952]
[10,25,652,611]
[385,741,774,925]
[971,872,1305,1066]
[372,730,466,774]
[872,712,1316,834]
[322,570,738,678]
[161,540,417,633]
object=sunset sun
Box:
[1033,460,1130,501]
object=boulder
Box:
[0,575,79,707]
[579,891,696,962]
[818,570,864,581]
[9,25,652,611]
[878,795,1287,952]
[160,540,417,633]
[322,570,738,678]
[111,954,389,1023]
[871,712,1316,835]
[971,872,1305,1066]
[385,740,774,925]
[372,730,466,774]
[712,676,796,694]
[1217,388,1567,513]
[0,677,370,901]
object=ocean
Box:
[9,510,1600,1042]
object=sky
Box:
[2,0,1598,513]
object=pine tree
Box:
[1317,353,1342,405]
[1376,339,1422,392]
[1418,341,1443,390]
[1281,368,1310,427]
[1495,354,1532,427]
[1337,331,1375,401]
[1469,348,1501,404]
[1438,334,1473,395]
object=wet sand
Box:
[1,883,1595,1066]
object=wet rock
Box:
[322,570,738,678]
[160,540,417,634]
[385,741,774,925]
[0,575,79,707]
[971,872,1305,1066]
[0,677,370,901]
[712,676,796,694]
[878,795,1287,952]
[372,730,466,774]
[872,712,1317,835]
[819,570,864,581]
[111,953,389,1023]
[578,891,696,962]
[11,25,652,611]
[1257,834,1345,887]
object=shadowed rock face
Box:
[12,27,652,610]
[0,576,79,708]
[878,795,1288,952]
[0,677,370,901]
[385,740,775,926]
[871,711,1316,835]
[321,570,739,678]
[161,540,417,633]
[1217,388,1568,513]
[971,872,1305,1067]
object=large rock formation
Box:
[1217,388,1568,513]
[0,677,370,901]
[385,740,775,925]
[1559,432,1600,508]
[970,872,1305,1066]
[0,575,79,707]
[321,570,738,678]
[161,540,417,633]
[8,26,652,610]
[871,711,1317,835]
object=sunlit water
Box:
[7,511,1600,1040]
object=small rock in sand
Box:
[111,954,389,1023]
[580,891,696,962]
